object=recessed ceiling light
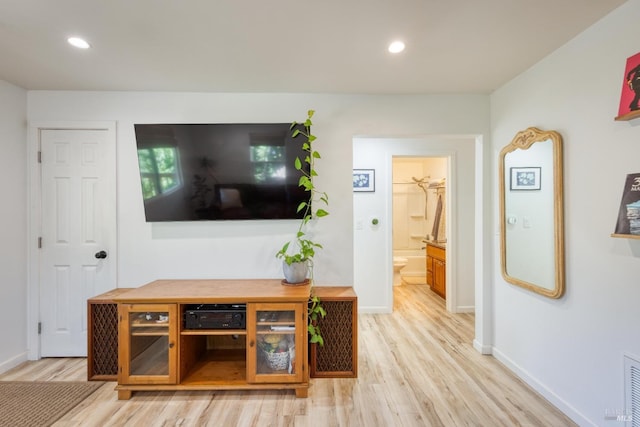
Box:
[388,41,405,54]
[67,37,91,49]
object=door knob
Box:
[95,250,107,259]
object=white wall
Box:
[27,93,489,313]
[490,0,640,424]
[0,80,27,372]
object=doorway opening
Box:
[392,157,447,295]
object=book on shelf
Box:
[614,173,640,236]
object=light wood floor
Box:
[0,284,575,426]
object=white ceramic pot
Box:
[282,261,309,284]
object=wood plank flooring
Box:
[0,284,576,426]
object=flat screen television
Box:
[134,123,309,221]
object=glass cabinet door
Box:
[247,303,305,383]
[118,304,177,384]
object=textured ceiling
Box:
[0,0,627,94]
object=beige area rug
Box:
[0,381,103,427]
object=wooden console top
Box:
[113,279,311,304]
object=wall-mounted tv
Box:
[134,123,309,222]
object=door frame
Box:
[27,121,117,360]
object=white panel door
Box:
[40,128,116,356]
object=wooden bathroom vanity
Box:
[426,242,446,299]
[113,279,311,399]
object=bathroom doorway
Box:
[392,157,447,291]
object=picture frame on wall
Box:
[510,167,541,191]
[616,51,640,120]
[353,169,375,192]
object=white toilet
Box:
[392,257,408,286]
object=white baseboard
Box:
[358,306,392,314]
[491,347,595,427]
[0,352,28,375]
[400,271,426,277]
[473,339,492,355]
[455,305,475,313]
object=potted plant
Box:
[275,109,328,345]
[276,110,329,283]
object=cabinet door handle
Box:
[169,342,175,349]
[249,340,254,348]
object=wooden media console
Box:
[113,279,310,400]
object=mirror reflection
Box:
[499,127,565,298]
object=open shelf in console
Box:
[181,349,246,385]
[180,331,247,385]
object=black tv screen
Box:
[134,123,309,221]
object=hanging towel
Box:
[432,194,443,239]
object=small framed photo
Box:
[353,169,375,192]
[510,167,541,190]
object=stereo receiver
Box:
[184,303,246,329]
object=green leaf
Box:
[309,334,322,344]
[299,179,312,191]
[315,209,329,217]
[312,151,321,159]
[299,176,311,189]
[308,135,317,143]
[294,157,302,170]
[291,128,300,137]
[297,201,307,212]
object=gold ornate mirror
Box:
[499,127,565,298]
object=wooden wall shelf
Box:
[611,233,640,240]
[615,110,640,121]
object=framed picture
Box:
[616,51,640,119]
[353,169,375,192]
[510,167,541,190]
